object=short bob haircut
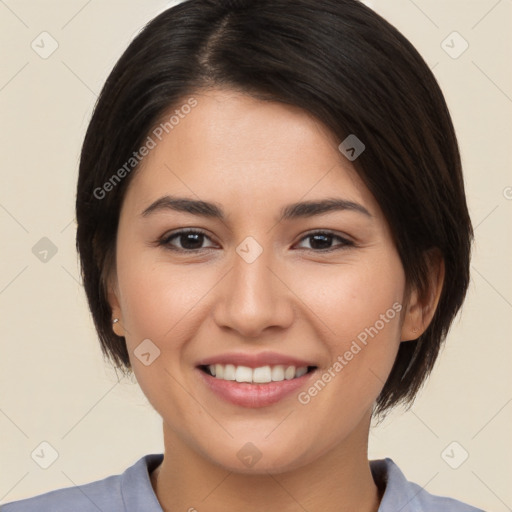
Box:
[76,0,473,417]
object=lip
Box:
[196,365,318,408]
[195,350,315,369]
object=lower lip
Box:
[197,368,315,408]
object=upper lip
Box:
[196,351,316,369]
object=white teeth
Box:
[271,365,285,382]
[253,366,272,383]
[235,366,253,383]
[295,366,308,378]
[284,366,295,380]
[223,364,236,380]
[205,364,310,383]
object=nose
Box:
[212,242,294,338]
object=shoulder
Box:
[0,474,122,512]
[0,454,164,512]
[370,458,487,512]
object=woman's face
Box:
[110,89,414,473]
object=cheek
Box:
[115,246,216,344]
[293,253,405,346]
[293,253,405,405]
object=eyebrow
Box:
[140,195,372,221]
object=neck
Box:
[150,412,382,512]
[151,413,381,512]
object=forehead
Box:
[122,89,379,219]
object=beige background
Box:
[0,0,511,510]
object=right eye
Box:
[158,229,217,252]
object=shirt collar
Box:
[121,454,421,512]
[121,453,164,511]
[371,457,425,511]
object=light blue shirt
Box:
[0,453,485,511]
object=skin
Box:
[108,89,444,512]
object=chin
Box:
[194,432,335,476]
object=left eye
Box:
[295,231,353,251]
[159,230,352,253]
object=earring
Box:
[113,318,119,324]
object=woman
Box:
[1,0,485,510]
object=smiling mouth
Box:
[198,364,317,384]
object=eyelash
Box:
[157,229,354,253]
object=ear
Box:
[106,275,125,338]
[400,249,445,342]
